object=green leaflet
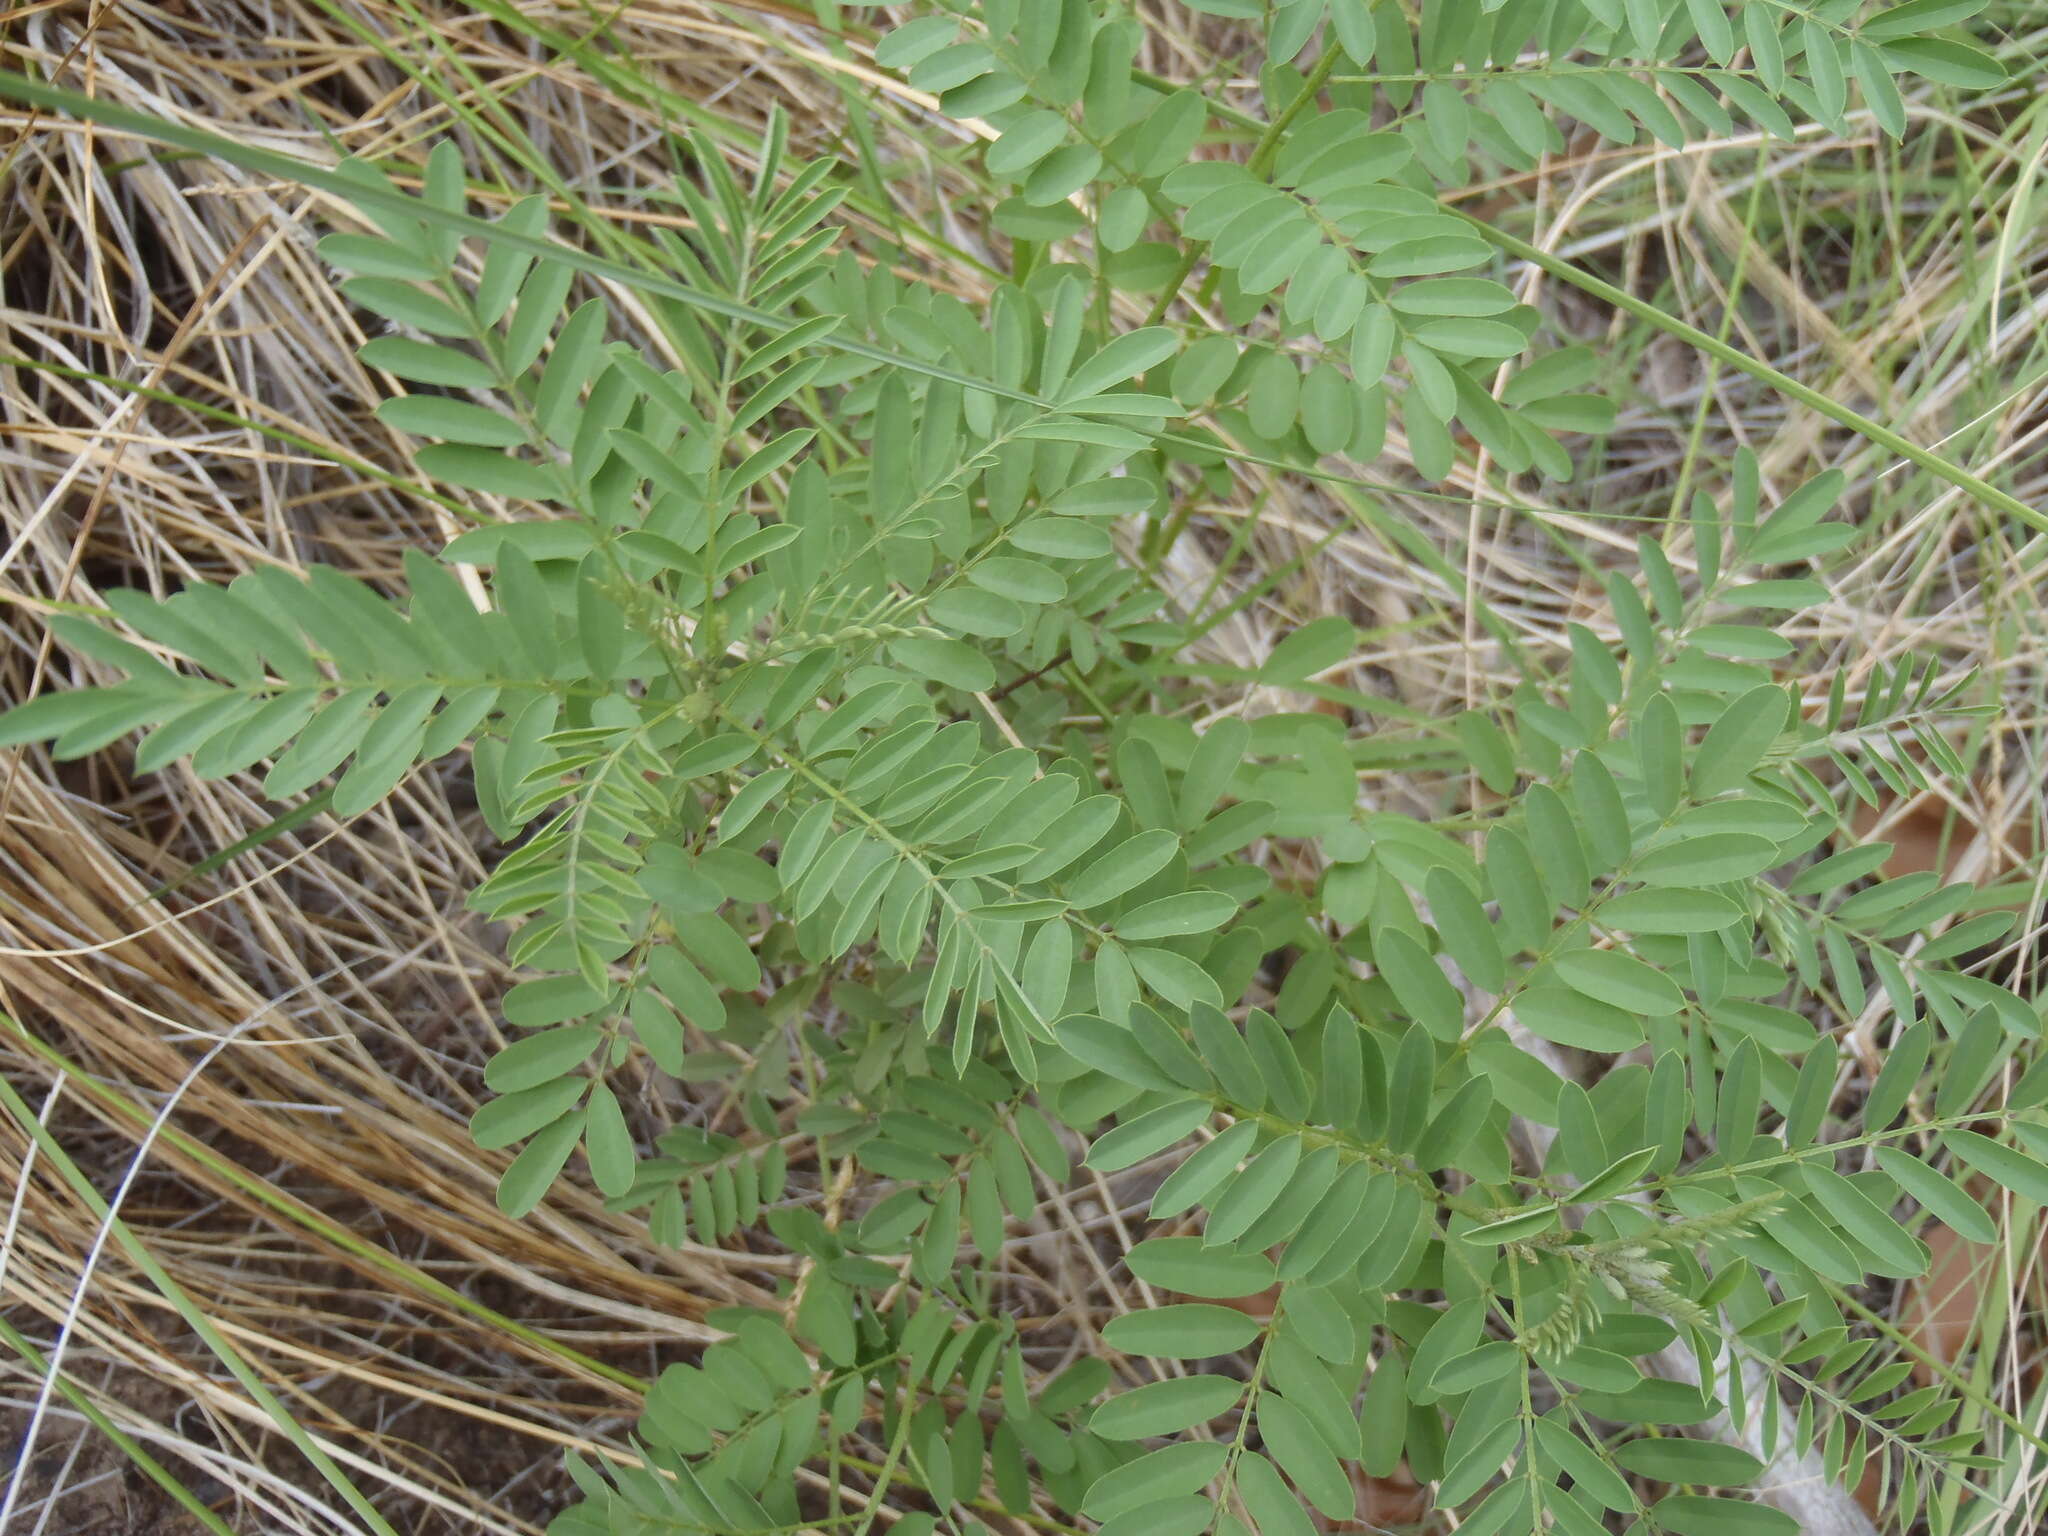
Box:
[1462,1206,1558,1246]
[1551,947,1686,1015]
[1089,1374,1244,1439]
[1068,827,1181,909]
[1634,833,1783,886]
[1126,1238,1278,1299]
[1653,1495,1800,1536]
[1690,683,1790,797]
[1082,1441,1229,1520]
[1087,1098,1213,1173]
[1203,1133,1303,1244]
[1116,889,1237,940]
[1515,987,1646,1052]
[1600,887,1742,935]
[1374,927,1466,1039]
[1945,1131,2048,1206]
[1102,1303,1263,1358]
[1257,1392,1353,1518]
[1875,1148,1998,1245]
[1614,1436,1764,1486]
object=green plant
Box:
[0,2,2039,1533]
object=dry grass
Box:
[0,4,821,1528]
[2,1,2047,1531]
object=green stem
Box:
[0,1314,239,1536]
[1458,217,2048,536]
[1145,46,1341,326]
[0,1064,402,1535]
[0,1014,646,1394]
